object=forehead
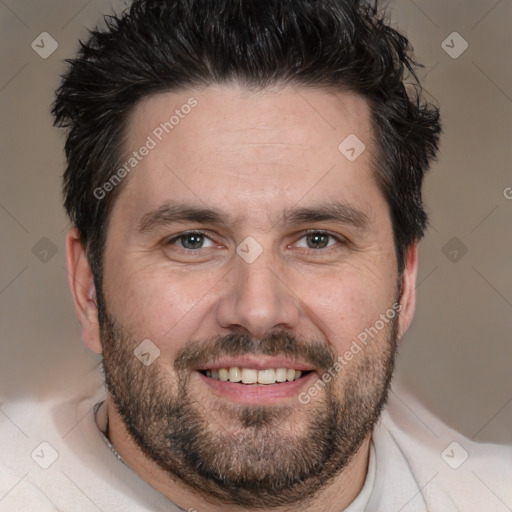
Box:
[114,85,382,226]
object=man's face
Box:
[98,86,405,507]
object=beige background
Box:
[1,0,511,445]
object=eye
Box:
[295,231,339,250]
[170,231,216,250]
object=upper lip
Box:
[194,355,316,372]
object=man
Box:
[3,0,509,510]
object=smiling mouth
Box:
[199,367,312,385]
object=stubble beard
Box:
[99,299,399,508]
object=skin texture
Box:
[66,85,418,512]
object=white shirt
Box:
[1,366,511,511]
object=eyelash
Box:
[165,230,346,250]
[165,229,213,246]
[296,230,348,251]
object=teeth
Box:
[204,367,306,384]
[241,368,258,384]
[276,368,288,382]
[258,369,276,385]
[228,367,241,382]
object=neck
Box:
[106,396,371,512]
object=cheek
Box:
[104,261,222,348]
[292,263,397,353]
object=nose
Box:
[215,252,301,339]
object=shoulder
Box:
[374,384,512,510]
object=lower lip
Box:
[196,371,318,404]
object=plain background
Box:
[0,0,511,445]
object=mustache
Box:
[174,330,337,373]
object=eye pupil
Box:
[307,233,329,249]
[181,233,204,249]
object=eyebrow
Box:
[282,202,371,230]
[138,203,230,233]
[137,200,371,234]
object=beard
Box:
[98,295,400,509]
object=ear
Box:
[66,228,102,354]
[397,243,419,341]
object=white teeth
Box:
[241,368,258,384]
[276,368,288,382]
[257,369,276,385]
[204,367,306,384]
[228,367,241,382]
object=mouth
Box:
[199,367,311,385]
[194,358,317,404]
